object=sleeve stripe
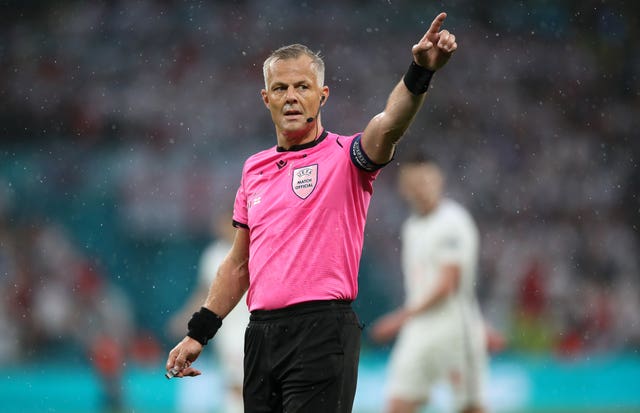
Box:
[232,220,249,230]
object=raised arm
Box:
[361,12,457,164]
[165,227,250,377]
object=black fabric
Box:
[186,306,222,346]
[233,219,249,230]
[243,300,363,413]
[350,134,391,172]
[276,130,328,152]
[403,61,434,95]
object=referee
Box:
[166,12,458,412]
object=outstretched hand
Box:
[412,12,457,71]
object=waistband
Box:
[250,299,352,321]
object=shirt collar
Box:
[276,130,328,152]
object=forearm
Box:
[202,254,249,318]
[407,264,459,316]
[377,80,427,140]
[407,281,450,316]
[361,78,428,164]
[361,12,456,164]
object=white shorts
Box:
[213,300,251,387]
[386,315,487,410]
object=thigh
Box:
[281,310,362,413]
[214,323,247,387]
[386,327,448,402]
[243,321,282,413]
[452,324,488,411]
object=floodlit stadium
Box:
[1,1,638,412]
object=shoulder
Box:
[246,146,278,163]
[438,200,478,233]
[327,131,389,172]
[439,199,469,217]
[318,131,372,170]
[321,131,360,153]
[241,146,278,171]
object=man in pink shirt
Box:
[166,12,458,412]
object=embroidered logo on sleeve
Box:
[292,164,318,199]
[350,134,388,172]
[247,194,262,209]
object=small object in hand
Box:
[165,367,180,379]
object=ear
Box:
[320,86,329,106]
[261,90,269,108]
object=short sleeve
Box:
[433,232,465,266]
[232,173,249,229]
[349,134,393,172]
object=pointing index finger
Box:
[427,12,447,35]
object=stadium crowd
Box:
[1,0,638,376]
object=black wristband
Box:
[403,61,434,95]
[187,307,222,346]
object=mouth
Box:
[283,109,303,119]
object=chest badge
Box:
[292,164,318,199]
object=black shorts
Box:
[243,300,363,413]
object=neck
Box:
[277,121,323,150]
[416,198,440,216]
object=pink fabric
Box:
[233,131,379,311]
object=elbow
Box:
[376,112,413,145]
[441,266,461,296]
[221,255,249,291]
[368,114,407,149]
[233,262,250,290]
[385,126,408,146]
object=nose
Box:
[285,86,298,103]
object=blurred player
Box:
[370,153,488,413]
[166,12,458,412]
[169,209,249,413]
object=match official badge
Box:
[292,164,318,199]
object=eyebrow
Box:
[270,80,310,89]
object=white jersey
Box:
[388,198,487,408]
[177,239,247,413]
[199,240,250,386]
[199,240,230,285]
[401,198,480,323]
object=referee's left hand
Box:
[166,336,203,378]
[412,12,457,71]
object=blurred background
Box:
[1,0,639,412]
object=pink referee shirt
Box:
[233,130,385,311]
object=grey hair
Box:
[262,44,325,89]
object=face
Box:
[398,163,444,215]
[261,55,328,144]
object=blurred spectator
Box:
[0,213,148,411]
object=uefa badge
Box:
[292,164,318,199]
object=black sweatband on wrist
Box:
[187,306,222,346]
[403,61,434,95]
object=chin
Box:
[417,203,435,215]
[281,124,310,138]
